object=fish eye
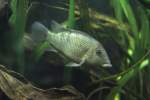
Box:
[96,50,102,55]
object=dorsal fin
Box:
[50,20,66,33]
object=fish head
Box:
[91,43,112,68]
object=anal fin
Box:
[65,62,81,67]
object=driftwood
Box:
[0,64,85,100]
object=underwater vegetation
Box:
[0,0,150,100]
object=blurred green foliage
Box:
[107,0,150,100]
[9,0,29,73]
[67,0,75,28]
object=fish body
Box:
[30,21,112,68]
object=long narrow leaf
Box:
[9,0,29,74]
[119,0,138,40]
[106,50,150,100]
[68,0,75,28]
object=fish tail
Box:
[30,21,49,43]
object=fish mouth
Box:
[102,64,112,67]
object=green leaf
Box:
[67,0,75,28]
[119,0,138,39]
[106,50,150,100]
[138,6,150,49]
[9,0,29,73]
[32,42,49,62]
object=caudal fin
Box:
[30,21,48,43]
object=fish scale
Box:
[59,32,86,62]
[50,31,91,62]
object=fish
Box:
[29,20,112,68]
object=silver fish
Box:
[30,20,112,68]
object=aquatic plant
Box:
[67,0,75,28]
[9,0,29,74]
[106,0,150,100]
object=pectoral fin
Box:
[65,48,93,67]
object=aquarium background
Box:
[0,0,150,100]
